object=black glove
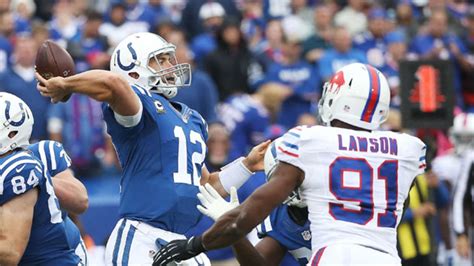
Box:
[152,236,206,266]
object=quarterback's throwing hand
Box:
[197,184,239,221]
[36,72,69,103]
[152,236,206,266]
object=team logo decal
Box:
[154,100,165,113]
[116,42,137,71]
[4,100,26,126]
[301,230,311,241]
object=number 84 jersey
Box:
[0,150,79,265]
[276,126,426,258]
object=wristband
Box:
[219,157,254,193]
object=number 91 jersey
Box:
[276,126,426,258]
[102,86,208,234]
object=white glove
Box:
[196,184,239,221]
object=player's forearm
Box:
[53,171,89,214]
[232,238,267,266]
[63,70,140,115]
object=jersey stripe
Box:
[38,141,49,172]
[282,141,299,150]
[122,225,136,265]
[0,152,30,169]
[361,65,381,123]
[112,219,127,265]
[278,146,299,158]
[311,246,327,266]
[48,141,57,171]
[263,216,273,233]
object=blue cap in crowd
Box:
[368,8,388,20]
[385,30,406,45]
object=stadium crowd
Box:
[0,0,473,265]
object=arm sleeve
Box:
[46,141,72,176]
[0,160,43,205]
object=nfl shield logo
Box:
[301,230,311,241]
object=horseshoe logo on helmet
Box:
[116,42,138,71]
[4,101,26,127]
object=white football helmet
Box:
[450,112,474,154]
[318,63,390,130]
[0,93,34,155]
[264,138,307,208]
[110,32,191,98]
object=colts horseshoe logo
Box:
[116,42,138,71]
[5,101,26,126]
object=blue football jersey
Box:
[103,85,208,233]
[257,204,312,265]
[0,150,79,265]
[28,140,82,251]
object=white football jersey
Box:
[276,125,426,259]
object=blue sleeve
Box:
[102,86,147,140]
[249,112,269,145]
[45,141,72,176]
[434,181,450,208]
[0,160,43,205]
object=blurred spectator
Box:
[47,95,116,177]
[0,13,13,73]
[240,0,264,50]
[99,3,148,48]
[167,28,219,123]
[190,2,225,64]
[180,0,240,39]
[353,7,391,68]
[0,36,50,141]
[380,30,408,109]
[334,0,368,36]
[10,0,34,34]
[48,0,81,43]
[154,20,178,41]
[205,122,231,172]
[397,172,450,266]
[296,112,317,126]
[302,4,333,63]
[67,10,110,72]
[409,9,470,108]
[264,34,320,128]
[252,19,285,67]
[31,21,49,49]
[290,0,313,32]
[219,82,291,160]
[459,9,474,110]
[395,1,420,42]
[318,26,367,82]
[262,0,291,20]
[0,10,17,40]
[204,18,265,100]
[123,0,170,31]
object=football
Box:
[35,40,75,102]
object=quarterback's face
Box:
[149,53,177,85]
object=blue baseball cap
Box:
[368,8,388,20]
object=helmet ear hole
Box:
[328,99,333,107]
[128,72,139,79]
[8,131,17,139]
